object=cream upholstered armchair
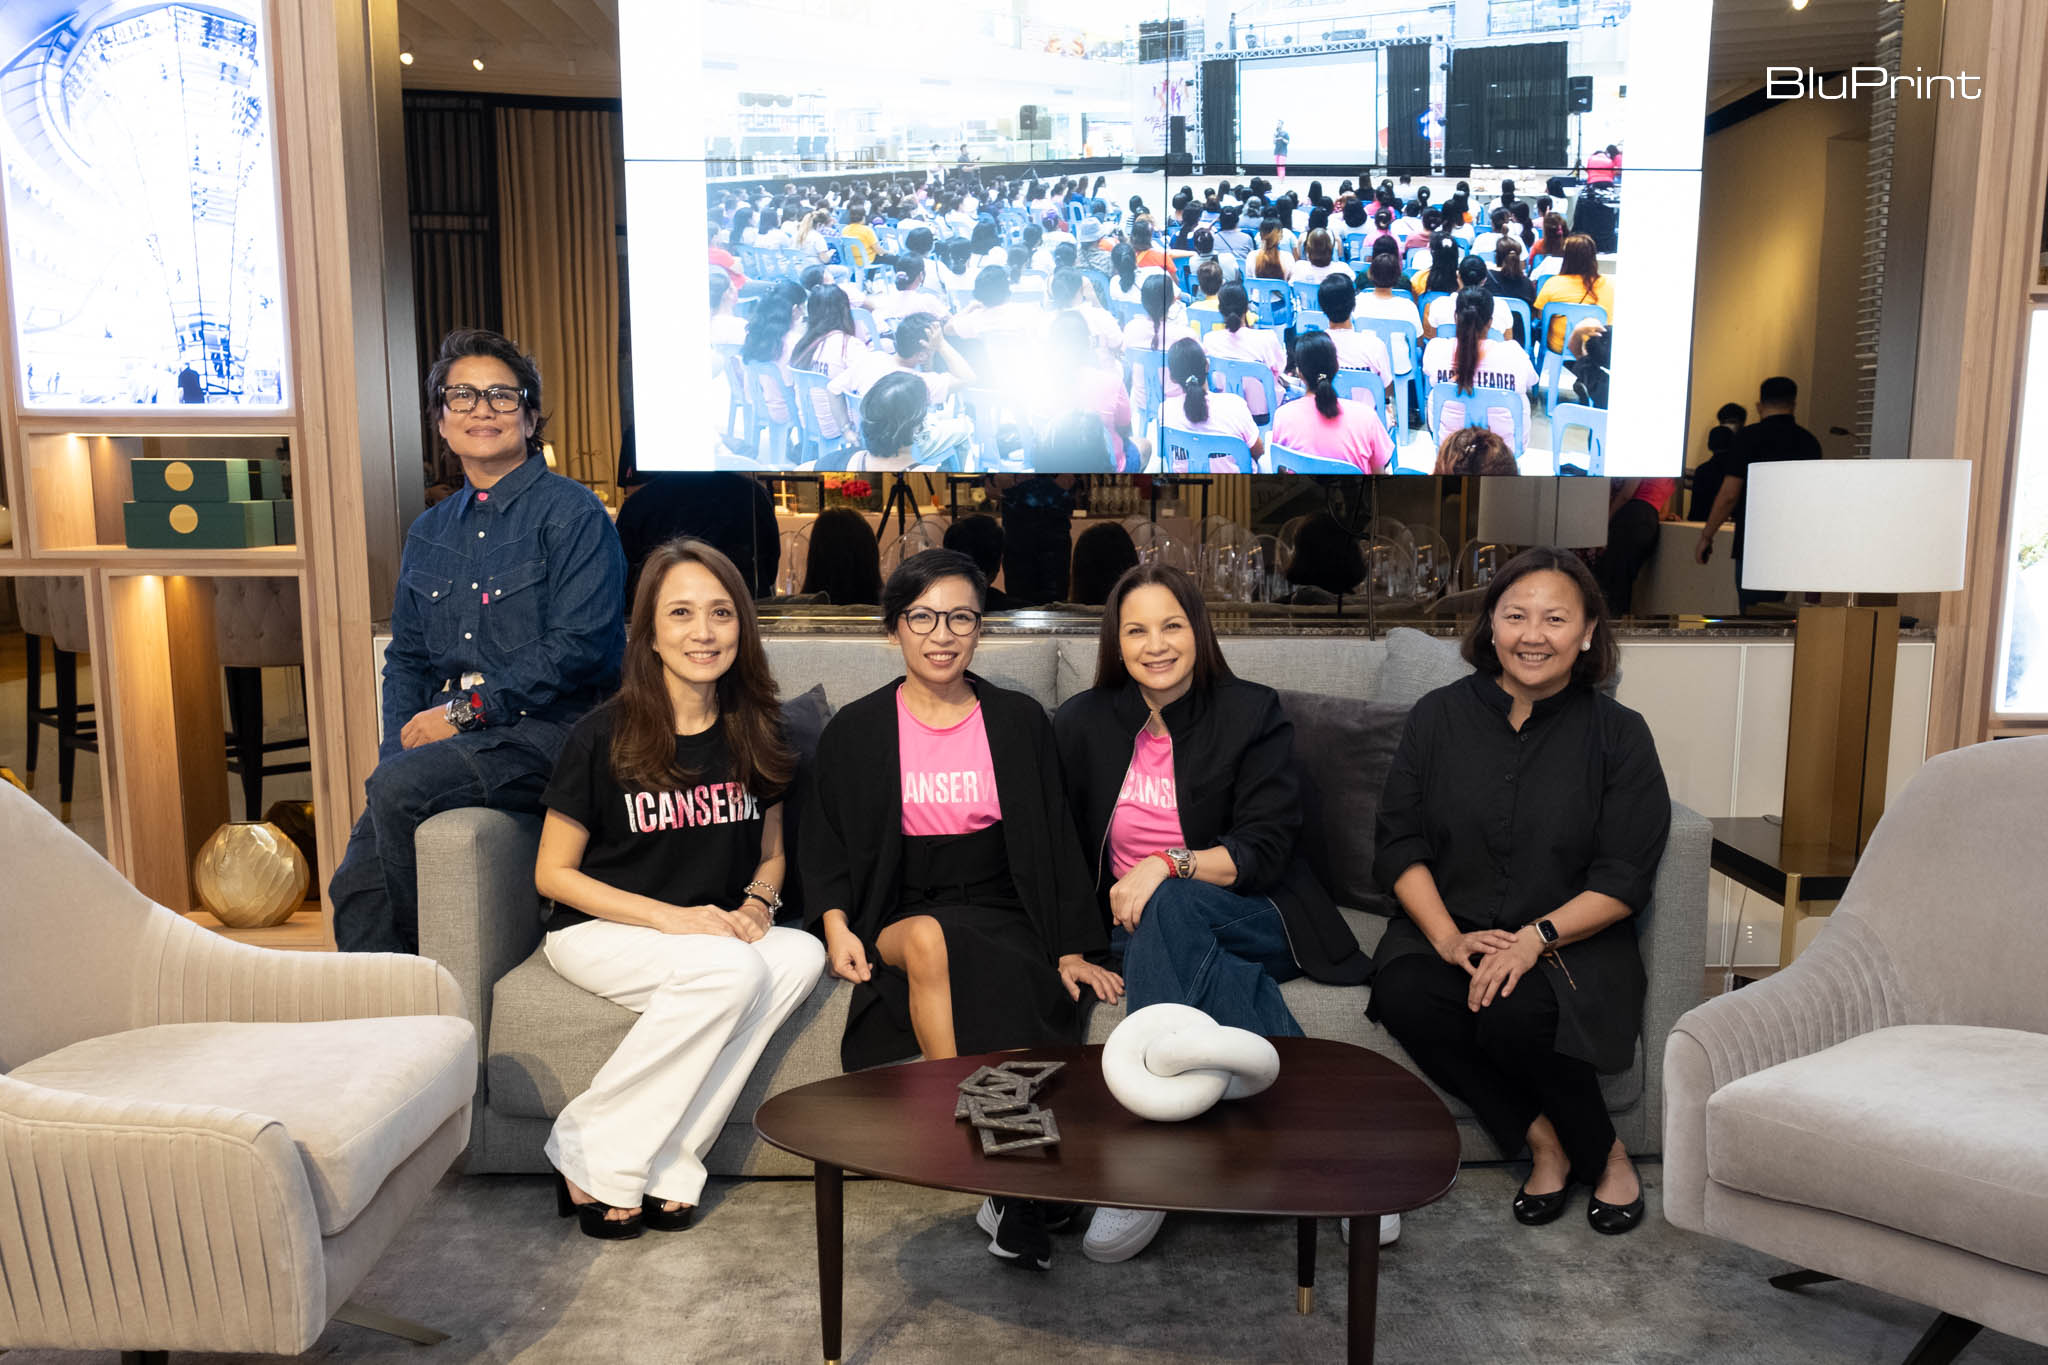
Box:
[1665,737,2048,1365]
[0,783,476,1362]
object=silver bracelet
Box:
[742,882,783,916]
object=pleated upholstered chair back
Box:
[0,781,173,1069]
[1825,734,2048,1036]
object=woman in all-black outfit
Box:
[801,548,1120,1271]
[1369,547,1669,1236]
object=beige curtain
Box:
[496,107,621,494]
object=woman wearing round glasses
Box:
[801,547,1120,1271]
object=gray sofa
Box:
[418,628,1709,1178]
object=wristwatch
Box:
[1164,847,1197,881]
[444,692,485,732]
[1532,918,1560,947]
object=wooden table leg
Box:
[1296,1217,1316,1314]
[1346,1214,1380,1364]
[815,1162,843,1364]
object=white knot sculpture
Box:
[1101,1003,1282,1122]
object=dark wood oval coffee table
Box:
[755,1038,1459,1363]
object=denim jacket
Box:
[379,454,626,761]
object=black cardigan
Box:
[1052,676,1373,986]
[800,673,1108,965]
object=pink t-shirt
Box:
[897,692,1002,836]
[1108,729,1186,878]
[1163,390,1261,473]
[1268,396,1394,473]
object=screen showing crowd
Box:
[631,0,1706,477]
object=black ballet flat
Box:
[1512,1182,1572,1226]
[1587,1191,1646,1235]
[641,1197,696,1232]
[554,1171,644,1241]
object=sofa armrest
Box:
[1661,911,1907,1230]
[415,807,546,1092]
[147,910,464,1026]
[1632,799,1711,1158]
[0,1074,326,1353]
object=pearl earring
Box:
[1580,640,1591,652]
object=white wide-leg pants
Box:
[543,921,826,1209]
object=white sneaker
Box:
[1082,1206,1167,1263]
[1339,1215,1401,1246]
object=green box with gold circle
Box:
[122,500,280,549]
[132,458,287,503]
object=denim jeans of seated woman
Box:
[1112,878,1304,1037]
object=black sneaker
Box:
[976,1197,1052,1271]
[1041,1202,1082,1233]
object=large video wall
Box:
[625,1,1710,478]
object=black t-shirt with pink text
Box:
[541,708,778,931]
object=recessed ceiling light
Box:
[472,55,485,71]
[1791,0,1809,9]
[399,50,413,65]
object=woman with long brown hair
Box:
[1250,216,1292,280]
[534,537,826,1240]
[1534,232,1615,352]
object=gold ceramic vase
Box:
[194,820,310,927]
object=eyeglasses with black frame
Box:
[899,607,983,636]
[439,384,526,414]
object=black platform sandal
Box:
[555,1171,644,1240]
[641,1197,696,1232]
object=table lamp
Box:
[1741,459,1972,856]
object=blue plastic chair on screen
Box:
[1271,443,1363,476]
[1289,281,1321,317]
[1174,256,1195,294]
[1340,231,1371,264]
[850,308,880,347]
[1535,301,1609,412]
[1331,369,1390,436]
[1160,427,1257,474]
[1419,291,1453,337]
[1550,403,1607,476]
[1242,278,1293,329]
[740,361,800,465]
[1208,356,1282,427]
[1295,309,1329,335]
[1067,203,1085,228]
[1353,316,1421,433]
[1501,296,1535,354]
[1125,347,1169,437]
[961,388,1035,469]
[714,343,749,447]
[790,368,855,469]
[1187,304,1223,335]
[1112,299,1144,328]
[1078,268,1114,311]
[1426,381,1529,460]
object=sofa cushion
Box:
[12,1016,475,1236]
[776,684,832,925]
[1372,627,1471,707]
[1275,689,1408,914]
[489,947,638,1117]
[1705,1025,2048,1275]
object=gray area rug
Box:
[8,1166,2045,1364]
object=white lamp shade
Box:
[1475,479,1611,549]
[1741,460,1972,593]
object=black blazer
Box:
[1053,676,1372,986]
[800,674,1107,963]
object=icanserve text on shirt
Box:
[1117,768,1177,810]
[902,769,990,806]
[623,783,759,834]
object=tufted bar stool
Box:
[15,576,97,821]
[213,576,308,819]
